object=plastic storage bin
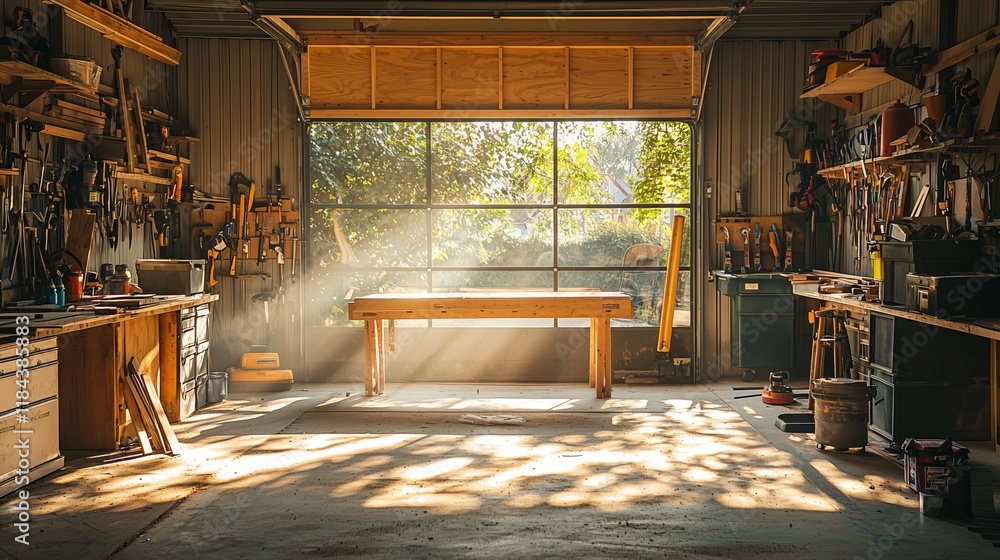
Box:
[135,259,206,295]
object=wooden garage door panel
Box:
[503,48,566,109]
[375,48,438,109]
[442,48,500,110]
[309,47,371,110]
[633,47,692,109]
[569,48,629,109]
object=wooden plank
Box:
[305,32,696,47]
[922,24,1000,76]
[158,312,180,422]
[349,292,634,321]
[53,99,105,119]
[125,371,165,453]
[129,358,181,454]
[974,53,1000,135]
[632,47,693,109]
[502,48,566,109]
[45,0,182,65]
[65,209,96,278]
[307,47,371,110]
[124,315,159,396]
[375,319,385,394]
[800,66,899,97]
[58,324,118,450]
[119,378,154,454]
[374,47,438,109]
[568,48,629,109]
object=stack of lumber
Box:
[121,357,180,456]
[43,100,106,134]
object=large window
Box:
[307,121,692,328]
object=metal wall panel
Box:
[841,0,942,111]
[177,38,302,196]
[700,39,836,380]
[957,0,1000,91]
[176,38,304,373]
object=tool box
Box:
[905,273,1000,318]
[135,259,206,295]
[228,352,293,392]
[901,438,968,494]
[878,240,978,304]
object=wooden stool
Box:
[808,308,852,410]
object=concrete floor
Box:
[2,382,999,559]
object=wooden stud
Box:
[370,48,377,109]
[564,47,570,110]
[124,373,164,453]
[498,46,504,110]
[627,47,634,109]
[436,48,442,110]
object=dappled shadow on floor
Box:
[14,386,997,560]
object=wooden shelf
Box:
[44,0,182,66]
[0,168,19,177]
[0,60,99,107]
[817,134,1000,180]
[115,171,172,185]
[801,65,919,114]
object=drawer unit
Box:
[0,362,58,413]
[0,398,60,485]
[174,303,212,420]
[869,370,991,443]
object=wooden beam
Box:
[306,32,696,48]
[922,24,1000,77]
[44,0,182,66]
[310,108,692,119]
[974,53,1000,135]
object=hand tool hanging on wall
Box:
[739,228,751,274]
[753,224,762,272]
[768,224,781,271]
[784,227,794,272]
[720,226,732,273]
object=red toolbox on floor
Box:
[901,438,968,494]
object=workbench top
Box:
[0,294,218,337]
[793,281,1000,341]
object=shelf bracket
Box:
[1,77,54,108]
[817,94,861,114]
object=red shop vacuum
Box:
[762,371,796,405]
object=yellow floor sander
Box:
[228,290,293,392]
[227,349,294,392]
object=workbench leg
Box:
[589,318,597,388]
[375,319,386,395]
[594,318,612,398]
[363,320,376,396]
[602,318,612,398]
[992,339,998,454]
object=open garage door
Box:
[303,34,701,119]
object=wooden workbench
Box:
[0,294,217,450]
[347,292,634,398]
[793,282,1000,452]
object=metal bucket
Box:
[812,378,876,450]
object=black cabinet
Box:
[867,311,991,442]
[717,273,796,378]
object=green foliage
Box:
[307,120,692,325]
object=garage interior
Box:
[2,0,1000,558]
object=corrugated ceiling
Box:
[145,1,897,41]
